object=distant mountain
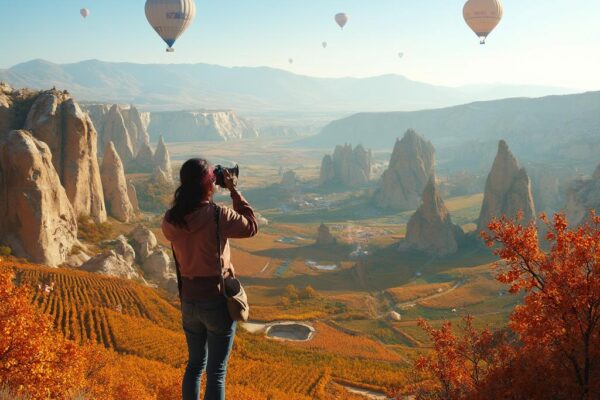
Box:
[302,91,600,169]
[0,59,573,114]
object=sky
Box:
[1,0,600,90]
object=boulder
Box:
[375,130,435,211]
[23,90,107,222]
[101,141,135,222]
[316,223,335,245]
[153,136,173,182]
[477,140,536,231]
[80,250,139,280]
[141,248,177,293]
[104,235,136,266]
[319,144,372,187]
[129,225,158,262]
[403,174,464,256]
[0,130,78,266]
[565,163,600,226]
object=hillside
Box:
[0,59,571,113]
[302,91,600,168]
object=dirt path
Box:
[394,280,463,310]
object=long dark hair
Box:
[166,158,214,228]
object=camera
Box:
[213,164,239,188]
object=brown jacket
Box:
[161,189,258,279]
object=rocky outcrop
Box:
[127,181,140,212]
[80,250,139,279]
[565,163,600,226]
[84,103,151,160]
[129,225,158,262]
[121,105,150,154]
[316,224,335,245]
[98,105,134,165]
[151,167,173,187]
[403,175,464,256]
[101,141,135,222]
[528,164,578,215]
[153,136,173,182]
[281,170,299,190]
[147,110,259,141]
[0,130,78,266]
[477,140,536,231]
[10,89,107,222]
[131,142,155,172]
[141,249,177,293]
[319,144,371,187]
[375,130,435,211]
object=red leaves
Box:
[415,211,600,399]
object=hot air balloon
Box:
[335,13,348,30]
[288,58,294,64]
[398,52,404,59]
[322,41,327,49]
[463,0,503,44]
[80,8,89,18]
[145,0,197,52]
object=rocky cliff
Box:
[153,136,173,182]
[101,141,136,222]
[565,163,600,226]
[477,140,536,231]
[1,85,106,222]
[319,144,371,187]
[0,130,78,266]
[147,110,259,142]
[375,130,435,211]
[403,175,464,256]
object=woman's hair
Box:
[166,158,214,228]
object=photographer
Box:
[162,158,257,400]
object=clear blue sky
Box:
[1,0,599,89]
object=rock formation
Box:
[98,105,134,165]
[316,224,335,245]
[121,105,150,154]
[131,142,155,172]
[319,144,371,187]
[127,180,140,212]
[375,130,435,211]
[153,136,173,182]
[101,141,135,222]
[281,170,299,190]
[80,250,139,280]
[0,88,107,222]
[151,167,173,187]
[477,140,536,232]
[129,225,158,262]
[565,163,600,226]
[403,175,464,256]
[0,130,78,266]
[141,249,177,293]
[147,110,259,141]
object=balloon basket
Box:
[166,47,175,53]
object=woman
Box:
[162,158,258,400]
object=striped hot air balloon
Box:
[145,0,197,52]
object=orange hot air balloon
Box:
[463,0,503,44]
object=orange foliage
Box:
[0,271,86,399]
[411,212,600,400]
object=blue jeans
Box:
[181,297,237,400]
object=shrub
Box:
[0,246,11,257]
[300,285,317,299]
[77,217,114,245]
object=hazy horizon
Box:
[2,0,600,91]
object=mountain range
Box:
[0,59,573,114]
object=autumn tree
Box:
[411,212,600,400]
[0,271,86,399]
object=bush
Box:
[300,285,317,300]
[136,179,174,214]
[283,284,298,301]
[0,246,12,257]
[77,217,114,245]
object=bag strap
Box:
[213,203,230,298]
[171,245,183,301]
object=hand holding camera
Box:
[213,164,239,192]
